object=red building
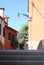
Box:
[4,26,18,49]
[0,8,18,50]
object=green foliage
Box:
[20,24,28,34]
[19,38,25,49]
[20,24,28,41]
[19,24,28,49]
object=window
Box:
[8,33,11,40]
[3,27,5,37]
[0,24,1,35]
[12,34,14,41]
[14,35,17,40]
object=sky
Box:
[0,0,28,31]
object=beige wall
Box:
[28,0,44,50]
[0,18,5,49]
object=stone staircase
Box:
[0,50,44,65]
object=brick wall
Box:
[4,26,18,50]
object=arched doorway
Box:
[38,40,44,50]
[0,41,3,50]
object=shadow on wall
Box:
[37,40,44,50]
[0,41,3,50]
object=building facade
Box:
[0,8,18,50]
[28,0,44,50]
[4,26,18,49]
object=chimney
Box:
[0,8,5,18]
[4,16,9,25]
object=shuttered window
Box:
[12,34,14,41]
[8,33,11,40]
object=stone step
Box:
[0,50,44,55]
[0,60,44,65]
[0,50,44,65]
[0,55,44,60]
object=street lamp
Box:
[18,13,29,18]
[18,13,32,21]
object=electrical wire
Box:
[31,2,44,18]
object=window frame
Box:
[12,34,14,41]
[3,27,5,37]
